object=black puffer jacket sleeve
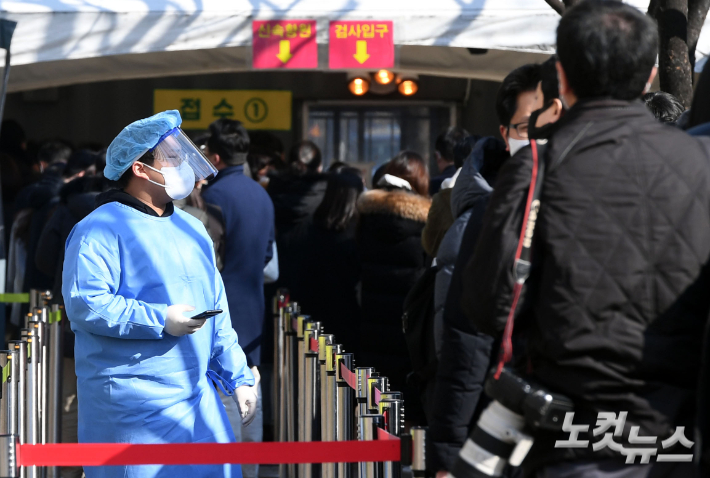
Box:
[461,146,533,336]
[34,206,64,278]
[427,195,495,472]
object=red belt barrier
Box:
[374,386,382,405]
[309,337,319,353]
[377,428,399,441]
[18,440,400,467]
[340,362,358,390]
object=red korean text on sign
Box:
[328,21,394,69]
[252,20,317,69]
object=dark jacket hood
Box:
[60,175,111,218]
[450,137,508,218]
[95,189,174,217]
[268,172,328,226]
[67,192,99,221]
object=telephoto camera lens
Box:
[449,401,533,477]
[449,367,573,477]
[449,368,535,477]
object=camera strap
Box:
[494,139,547,379]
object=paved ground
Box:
[259,465,279,477]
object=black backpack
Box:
[402,265,438,391]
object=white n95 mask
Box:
[507,138,529,157]
[144,161,196,200]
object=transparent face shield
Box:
[150,127,218,181]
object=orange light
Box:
[398,80,418,96]
[374,69,395,85]
[348,77,370,96]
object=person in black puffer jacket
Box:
[267,141,328,297]
[357,151,431,423]
[429,57,563,476]
[432,137,507,356]
[290,169,363,355]
[464,3,710,476]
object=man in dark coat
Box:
[429,126,469,196]
[462,2,710,476]
[427,62,544,475]
[202,119,274,478]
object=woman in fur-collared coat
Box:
[357,151,431,421]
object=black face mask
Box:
[528,101,561,140]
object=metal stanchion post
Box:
[26,324,40,478]
[28,291,38,317]
[0,434,18,478]
[272,290,288,452]
[6,350,17,439]
[11,340,25,478]
[300,325,319,478]
[282,305,297,478]
[322,341,340,478]
[411,427,427,478]
[0,352,8,434]
[379,398,404,478]
[318,334,333,442]
[356,368,375,418]
[323,342,340,442]
[358,414,384,478]
[0,352,19,478]
[46,306,62,478]
[39,292,52,307]
[367,376,389,414]
[296,314,308,445]
[335,352,354,478]
[39,308,48,449]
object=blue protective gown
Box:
[62,201,254,478]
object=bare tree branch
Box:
[544,0,566,15]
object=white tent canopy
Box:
[0,0,705,92]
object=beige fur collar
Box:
[357,189,431,223]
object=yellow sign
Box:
[154,90,292,130]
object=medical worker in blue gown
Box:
[62,110,258,478]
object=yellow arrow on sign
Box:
[353,40,370,64]
[276,40,293,63]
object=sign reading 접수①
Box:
[153,90,292,130]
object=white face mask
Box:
[507,137,529,156]
[144,162,196,200]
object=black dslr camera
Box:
[485,366,574,431]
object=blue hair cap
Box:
[104,110,182,181]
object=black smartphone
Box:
[191,309,223,320]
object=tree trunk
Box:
[546,0,710,108]
[656,0,694,107]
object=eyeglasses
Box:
[508,121,529,139]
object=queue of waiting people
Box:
[3,1,710,477]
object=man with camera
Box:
[461,1,710,477]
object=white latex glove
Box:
[164,305,205,336]
[234,385,258,426]
[250,366,261,396]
